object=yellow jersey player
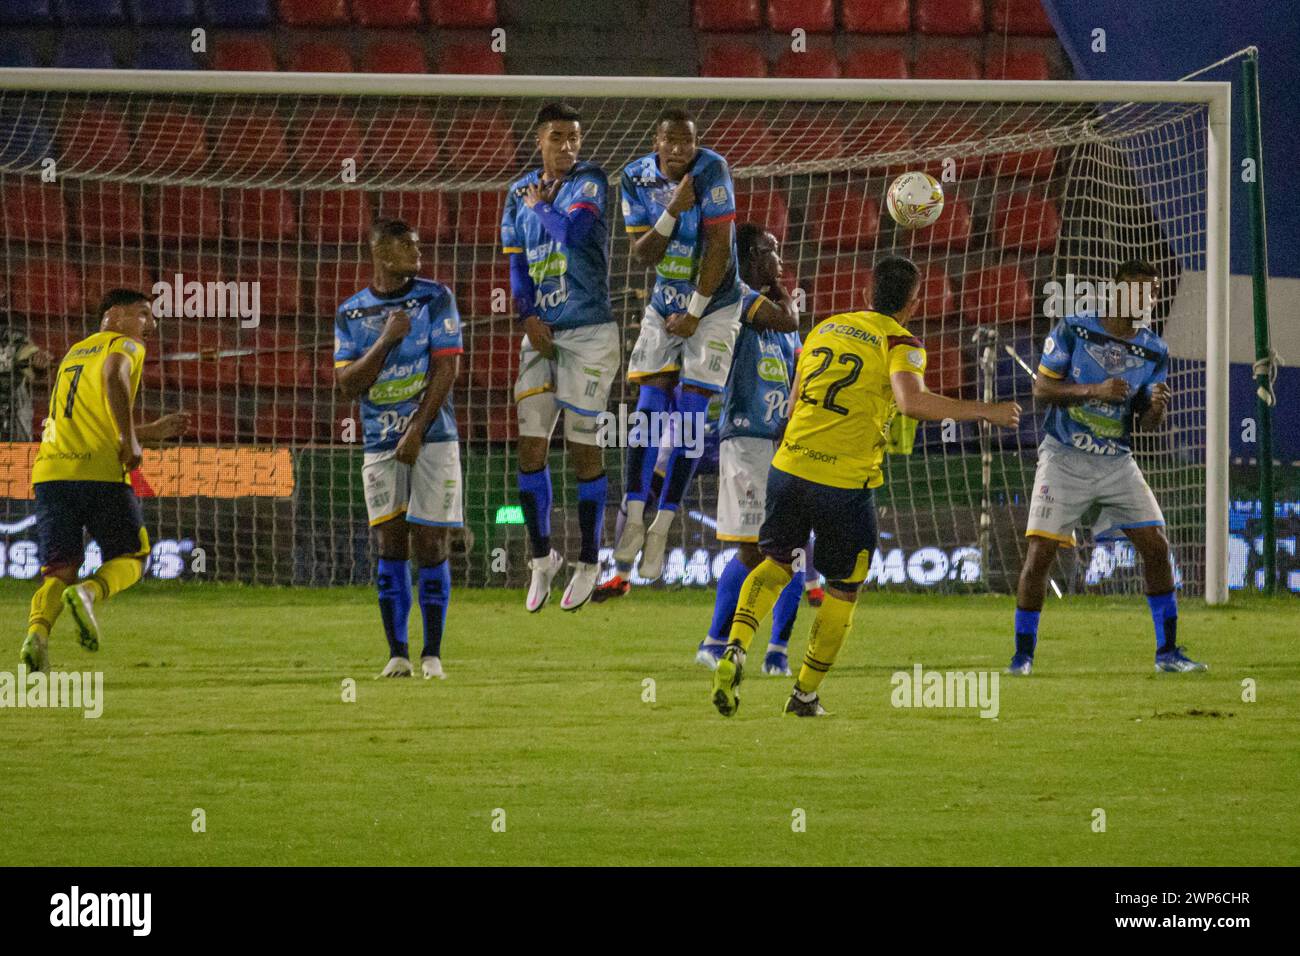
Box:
[20,289,189,673]
[711,257,1021,717]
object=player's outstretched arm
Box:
[891,371,1021,429]
[336,309,410,401]
[1033,373,1128,406]
[394,353,459,465]
[136,412,191,446]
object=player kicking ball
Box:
[1009,259,1205,676]
[21,289,190,672]
[335,220,463,680]
[502,103,620,612]
[712,257,1021,717]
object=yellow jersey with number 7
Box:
[771,310,926,490]
[32,331,145,485]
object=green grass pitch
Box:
[1,580,1296,866]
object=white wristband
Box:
[653,210,676,237]
[687,291,711,319]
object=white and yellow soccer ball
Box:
[885,171,945,229]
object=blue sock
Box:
[417,560,451,659]
[708,554,749,640]
[517,465,552,559]
[377,557,412,659]
[1013,607,1039,659]
[659,388,711,512]
[577,473,608,564]
[770,570,805,649]
[624,384,671,503]
[1147,590,1178,654]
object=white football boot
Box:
[560,562,600,611]
[612,498,646,567]
[379,657,413,678]
[421,656,446,680]
[526,548,564,612]
[637,509,675,582]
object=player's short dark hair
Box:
[370,218,414,244]
[656,107,695,131]
[1114,258,1158,283]
[871,256,921,314]
[97,288,149,317]
[536,102,581,127]
[736,222,768,263]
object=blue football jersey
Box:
[620,147,741,318]
[500,160,613,331]
[720,285,801,443]
[333,278,463,452]
[1037,311,1169,456]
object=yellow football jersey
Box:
[771,310,926,489]
[32,331,145,485]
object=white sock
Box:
[701,636,726,647]
[624,497,645,525]
[648,508,675,535]
[794,686,817,702]
[766,642,786,655]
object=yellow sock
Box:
[727,559,792,653]
[28,576,67,638]
[796,592,857,694]
[86,556,144,602]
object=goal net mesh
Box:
[0,84,1212,596]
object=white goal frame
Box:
[0,69,1232,604]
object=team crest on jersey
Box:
[906,349,924,369]
[581,180,599,198]
[443,316,457,335]
[621,199,631,217]
[1043,336,1056,355]
[1083,340,1146,375]
[710,185,727,204]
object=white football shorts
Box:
[362,440,463,527]
[1025,436,1165,545]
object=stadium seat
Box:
[922,330,966,395]
[150,185,223,240]
[0,38,40,68]
[232,264,303,320]
[155,249,224,293]
[130,1,198,25]
[437,45,506,74]
[1,181,67,243]
[380,191,453,242]
[73,182,146,243]
[440,111,518,177]
[361,39,429,74]
[210,36,278,71]
[158,327,241,390]
[841,0,909,33]
[700,42,767,78]
[302,191,373,244]
[984,49,1050,80]
[456,191,508,247]
[79,260,154,319]
[134,36,201,70]
[913,46,981,80]
[841,47,909,79]
[808,187,880,251]
[767,0,834,32]
[960,264,1033,325]
[224,188,297,241]
[734,188,789,244]
[425,0,496,27]
[352,0,423,26]
[767,114,843,165]
[135,105,209,175]
[992,191,1060,253]
[905,195,973,251]
[917,115,985,178]
[807,263,872,319]
[208,105,289,177]
[54,36,117,69]
[253,400,320,444]
[187,403,241,442]
[241,329,314,387]
[313,258,370,317]
[286,41,354,73]
[290,110,364,177]
[990,122,1057,179]
[366,110,442,178]
[991,0,1055,37]
[912,263,954,321]
[694,0,761,31]
[839,118,911,173]
[202,0,271,26]
[7,262,82,318]
[467,331,518,390]
[0,1,53,25]
[914,0,984,35]
[773,48,840,78]
[59,0,126,25]
[278,0,349,26]
[705,114,777,168]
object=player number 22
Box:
[800,348,861,416]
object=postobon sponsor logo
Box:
[1070,431,1121,455]
[368,370,425,405]
[757,356,787,383]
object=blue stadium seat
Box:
[0,0,54,25]
[131,0,199,26]
[202,0,271,26]
[0,37,42,67]
[59,0,127,25]
[135,35,200,69]
[54,36,118,69]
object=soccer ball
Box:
[886,171,945,229]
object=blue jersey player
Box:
[335,219,464,680]
[614,107,744,584]
[1011,259,1206,676]
[502,102,618,613]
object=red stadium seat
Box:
[366,109,442,179]
[225,188,297,242]
[437,45,505,75]
[55,106,132,174]
[916,116,986,178]
[136,105,209,175]
[914,0,984,35]
[960,265,1033,325]
[210,36,277,72]
[253,400,321,444]
[1,181,66,243]
[694,0,761,31]
[462,266,512,320]
[73,182,145,243]
[841,0,910,33]
[313,258,370,317]
[302,191,373,244]
[807,187,880,251]
[441,111,517,177]
[807,263,872,319]
[480,405,519,444]
[425,0,497,27]
[840,118,911,173]
[457,191,508,248]
[241,329,315,387]
[773,47,840,78]
[991,0,1055,37]
[361,39,429,74]
[767,0,834,32]
[231,259,301,319]
[155,250,224,288]
[913,46,981,80]
[905,195,973,251]
[912,263,955,321]
[467,332,518,390]
[188,403,240,443]
[291,109,364,177]
[286,41,354,73]
[278,0,349,26]
[922,330,966,395]
[992,191,1060,253]
[705,114,777,168]
[80,260,153,318]
[985,49,1050,80]
[150,186,222,240]
[352,0,423,27]
[156,326,240,390]
[734,187,789,244]
[990,121,1057,179]
[380,191,453,242]
[700,42,767,77]
[770,115,843,164]
[209,105,289,177]
[841,47,909,79]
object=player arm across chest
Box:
[1032,368,1111,406]
[335,321,404,401]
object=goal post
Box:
[0,69,1231,603]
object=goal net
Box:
[0,72,1228,600]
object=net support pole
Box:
[1205,84,1232,605]
[1242,50,1276,595]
